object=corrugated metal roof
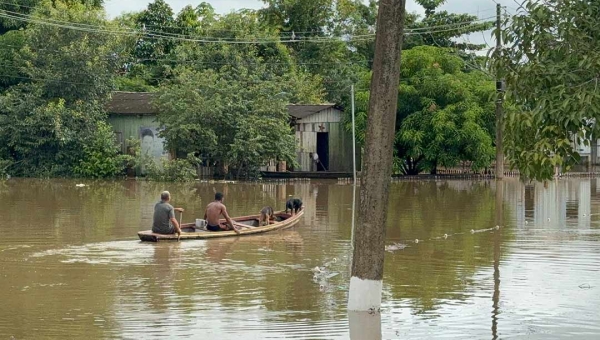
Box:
[287,104,337,119]
[107,91,157,115]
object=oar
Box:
[178,211,183,241]
[233,221,255,229]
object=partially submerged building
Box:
[288,104,356,173]
[106,91,169,161]
[106,92,358,176]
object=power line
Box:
[0,56,369,72]
[109,15,496,38]
[0,69,367,87]
[0,7,498,44]
[0,11,372,43]
[0,0,502,34]
[0,9,370,42]
[0,73,102,86]
[0,64,499,90]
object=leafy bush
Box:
[347,46,496,175]
[125,140,196,182]
[74,122,131,179]
[0,159,12,178]
[144,158,197,182]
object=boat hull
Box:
[138,209,304,242]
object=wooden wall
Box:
[294,108,358,172]
[110,109,361,175]
[107,115,158,153]
[300,108,343,124]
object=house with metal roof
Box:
[106,92,167,162]
[288,104,356,173]
[106,92,357,176]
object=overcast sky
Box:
[104,0,518,49]
[104,0,517,19]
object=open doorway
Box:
[316,132,329,171]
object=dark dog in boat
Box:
[285,198,303,215]
[259,206,275,226]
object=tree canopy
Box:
[494,0,600,181]
[350,46,495,175]
[0,0,124,178]
[346,0,496,175]
[0,0,505,180]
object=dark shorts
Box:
[207,224,223,232]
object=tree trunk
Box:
[348,0,407,312]
[407,156,423,175]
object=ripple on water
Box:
[2,179,600,339]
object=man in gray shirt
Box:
[152,191,184,238]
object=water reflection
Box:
[0,178,599,339]
[492,180,503,340]
[348,311,381,340]
[384,180,514,314]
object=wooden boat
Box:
[138,208,304,242]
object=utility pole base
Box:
[348,276,383,312]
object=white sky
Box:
[104,0,517,19]
[104,0,518,49]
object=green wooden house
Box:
[288,104,356,172]
[106,92,169,161]
[107,92,357,174]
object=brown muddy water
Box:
[0,178,599,339]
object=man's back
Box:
[205,201,225,226]
[153,201,174,234]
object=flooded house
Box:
[106,91,169,161]
[106,92,357,177]
[287,104,357,173]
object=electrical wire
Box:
[0,6,499,44]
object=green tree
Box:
[0,0,125,178]
[0,0,104,33]
[494,0,600,181]
[0,30,26,90]
[154,66,312,179]
[74,121,130,178]
[128,0,176,87]
[0,95,113,177]
[403,0,494,50]
[260,0,373,103]
[134,0,175,60]
[174,3,217,36]
[161,8,323,103]
[350,46,495,174]
[21,0,121,103]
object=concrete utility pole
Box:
[495,3,505,179]
[351,84,357,247]
[348,0,406,312]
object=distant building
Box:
[106,92,359,175]
[106,91,168,160]
[288,104,357,173]
[572,137,599,165]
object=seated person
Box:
[152,191,184,237]
[204,192,241,234]
[285,198,303,215]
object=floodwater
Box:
[0,178,599,339]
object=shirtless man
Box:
[204,192,241,234]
